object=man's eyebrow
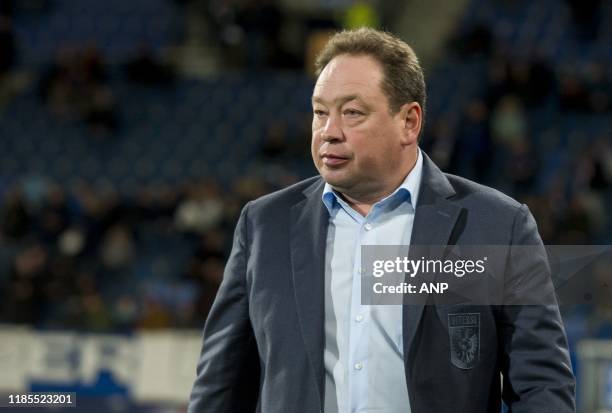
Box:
[311,94,362,105]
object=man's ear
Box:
[399,102,422,145]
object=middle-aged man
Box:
[188,28,575,412]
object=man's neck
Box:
[339,193,375,217]
[338,152,419,217]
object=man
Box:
[188,28,575,412]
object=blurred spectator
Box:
[1,189,31,240]
[206,0,302,69]
[235,0,282,68]
[575,139,612,193]
[125,46,175,85]
[185,230,226,324]
[81,44,108,84]
[232,175,269,205]
[584,62,611,113]
[450,24,493,58]
[85,85,119,136]
[449,98,492,182]
[505,138,539,196]
[559,69,591,112]
[566,0,602,40]
[2,244,49,324]
[58,226,86,257]
[41,255,78,326]
[519,59,556,107]
[489,94,527,147]
[521,195,557,243]
[261,121,290,159]
[80,291,113,331]
[589,260,612,336]
[72,271,113,330]
[0,0,14,16]
[12,0,50,14]
[99,224,135,271]
[39,185,70,243]
[487,57,556,108]
[134,185,180,221]
[38,45,117,131]
[174,180,224,234]
[138,298,172,329]
[421,118,454,171]
[192,256,224,323]
[38,47,79,120]
[556,193,600,243]
[0,14,16,75]
[113,294,139,331]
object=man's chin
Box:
[319,166,361,189]
[320,172,346,185]
[321,177,355,194]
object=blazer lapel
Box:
[403,153,463,364]
[290,178,328,410]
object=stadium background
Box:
[0,0,610,411]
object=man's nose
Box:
[321,115,343,142]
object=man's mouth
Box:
[321,153,349,167]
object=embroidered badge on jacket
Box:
[448,313,480,369]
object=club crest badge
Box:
[448,313,480,369]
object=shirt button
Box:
[364,223,373,231]
[354,362,363,370]
[355,314,364,322]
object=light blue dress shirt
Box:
[322,149,423,413]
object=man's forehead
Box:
[312,54,383,103]
[321,53,382,76]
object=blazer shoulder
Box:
[246,176,322,217]
[444,173,523,214]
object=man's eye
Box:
[313,110,327,117]
[343,109,362,117]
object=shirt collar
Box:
[322,148,423,215]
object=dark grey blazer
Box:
[188,153,575,413]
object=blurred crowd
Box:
[0,176,273,330]
[37,45,119,136]
[0,0,611,335]
[36,44,176,137]
[423,23,612,245]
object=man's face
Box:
[311,54,416,201]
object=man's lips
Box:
[321,154,349,166]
